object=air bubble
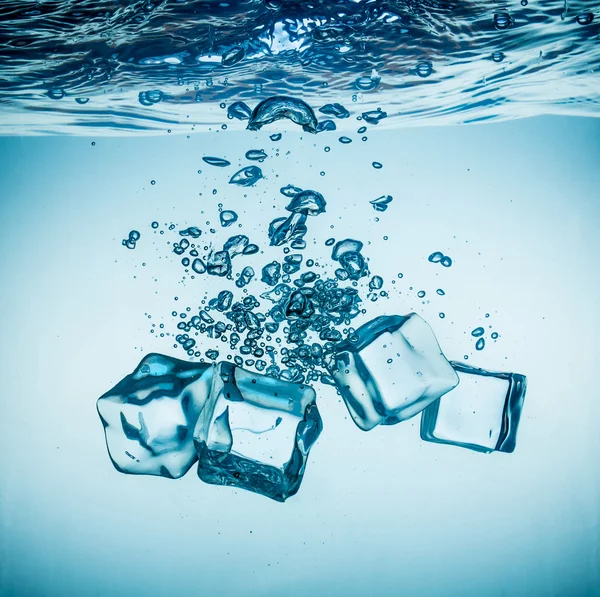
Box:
[203,156,231,167]
[47,88,65,100]
[576,13,594,25]
[229,166,263,187]
[416,62,433,78]
[245,149,267,161]
[494,13,512,29]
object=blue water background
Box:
[0,116,599,595]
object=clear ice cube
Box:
[193,362,322,502]
[328,314,459,431]
[97,354,213,478]
[420,361,527,453]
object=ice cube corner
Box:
[96,353,213,478]
[193,361,323,502]
[420,361,527,453]
[328,313,459,431]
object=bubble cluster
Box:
[133,130,506,384]
[428,251,453,268]
[122,230,140,250]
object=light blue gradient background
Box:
[0,117,599,596]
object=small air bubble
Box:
[576,12,594,25]
[494,12,512,29]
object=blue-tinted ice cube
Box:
[97,354,213,478]
[420,361,527,453]
[328,314,458,431]
[193,362,322,502]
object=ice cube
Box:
[97,354,213,478]
[328,314,458,431]
[193,362,322,502]
[420,361,527,453]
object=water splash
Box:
[1,0,598,134]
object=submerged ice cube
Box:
[97,354,213,478]
[420,362,527,453]
[193,362,322,502]
[328,314,458,431]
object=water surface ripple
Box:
[0,0,598,134]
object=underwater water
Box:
[1,1,600,596]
